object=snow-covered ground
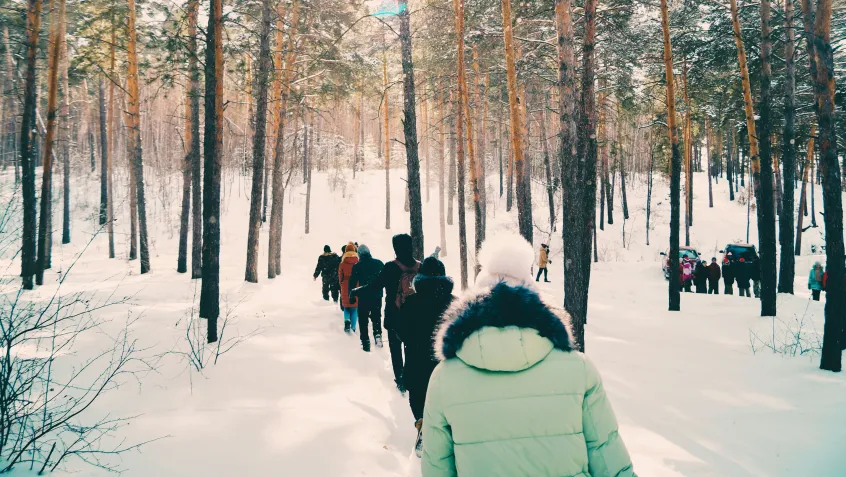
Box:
[1,160,844,476]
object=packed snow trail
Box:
[2,169,844,476]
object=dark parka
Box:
[349,251,384,306]
[708,263,721,286]
[693,261,708,289]
[313,252,341,284]
[398,275,455,397]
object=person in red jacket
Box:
[338,242,360,334]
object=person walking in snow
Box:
[338,242,360,334]
[693,260,708,294]
[707,257,721,294]
[722,253,735,295]
[535,244,551,283]
[421,233,635,477]
[808,262,824,301]
[349,244,385,351]
[734,260,752,298]
[398,256,454,457]
[313,245,341,302]
[351,234,421,393]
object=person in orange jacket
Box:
[338,242,360,334]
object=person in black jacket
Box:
[722,254,735,295]
[398,256,454,453]
[349,244,385,352]
[693,260,708,294]
[351,234,420,393]
[313,245,341,302]
[707,258,721,294]
[735,259,752,297]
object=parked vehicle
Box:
[720,243,758,266]
[661,247,700,280]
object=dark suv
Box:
[721,243,758,267]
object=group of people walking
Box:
[680,256,761,298]
[313,233,636,476]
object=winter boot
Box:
[414,419,424,458]
[395,377,406,395]
[361,339,371,352]
[344,320,351,334]
[374,333,384,348]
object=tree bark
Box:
[806,0,843,369]
[682,57,691,247]
[438,93,447,257]
[562,0,597,351]
[555,0,577,244]
[177,88,193,273]
[126,0,150,274]
[447,103,455,226]
[107,19,117,260]
[501,0,531,243]
[245,0,271,283]
[200,0,224,342]
[464,51,480,276]
[795,127,814,255]
[36,0,64,285]
[453,0,469,290]
[19,0,42,290]
[98,79,114,259]
[187,0,202,278]
[707,120,714,208]
[398,0,424,260]
[59,21,70,245]
[779,0,797,293]
[383,47,391,230]
[539,103,555,232]
[661,0,682,312]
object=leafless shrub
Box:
[748,302,822,358]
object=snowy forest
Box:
[0,0,843,474]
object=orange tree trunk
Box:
[453,0,469,289]
[661,0,682,311]
[126,0,150,274]
[501,0,531,243]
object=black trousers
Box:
[708,283,719,294]
[387,328,404,384]
[535,268,548,282]
[812,289,821,301]
[695,283,707,294]
[322,279,339,302]
[359,300,383,342]
[724,282,734,295]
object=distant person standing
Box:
[808,262,824,301]
[313,245,341,302]
[338,242,360,334]
[735,259,752,297]
[751,258,761,298]
[693,260,708,294]
[681,259,693,292]
[535,244,551,283]
[350,244,385,351]
[707,257,721,294]
[722,253,734,295]
[352,234,420,393]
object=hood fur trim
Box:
[435,281,573,361]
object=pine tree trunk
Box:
[682,57,691,248]
[398,0,424,260]
[464,50,480,276]
[59,24,70,245]
[727,127,735,201]
[707,121,714,208]
[200,0,224,342]
[539,104,555,232]
[660,0,682,312]
[447,105,455,225]
[556,0,577,241]
[562,0,597,351]
[186,0,202,278]
[305,111,313,234]
[779,0,797,292]
[107,20,117,260]
[127,0,150,275]
[438,93,447,257]
[98,78,114,259]
[36,0,64,285]
[352,88,360,178]
[245,0,271,283]
[795,127,814,255]
[2,27,14,177]
[598,86,606,232]
[177,92,193,274]
[620,132,629,219]
[453,0,469,290]
[806,0,844,369]
[646,142,654,246]
[19,0,42,290]
[383,49,391,230]
[501,0,531,243]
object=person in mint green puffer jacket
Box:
[421,233,635,477]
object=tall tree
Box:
[126,0,150,274]
[779,0,797,293]
[35,0,65,285]
[437,93,447,257]
[200,0,224,342]
[398,0,424,260]
[20,0,42,289]
[660,0,681,312]
[795,126,814,255]
[245,0,272,283]
[383,47,391,230]
[806,0,843,371]
[555,0,576,250]
[562,0,597,351]
[453,0,469,290]
[187,0,202,278]
[59,19,70,245]
[98,78,114,258]
[501,0,531,243]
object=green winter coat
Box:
[422,282,635,477]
